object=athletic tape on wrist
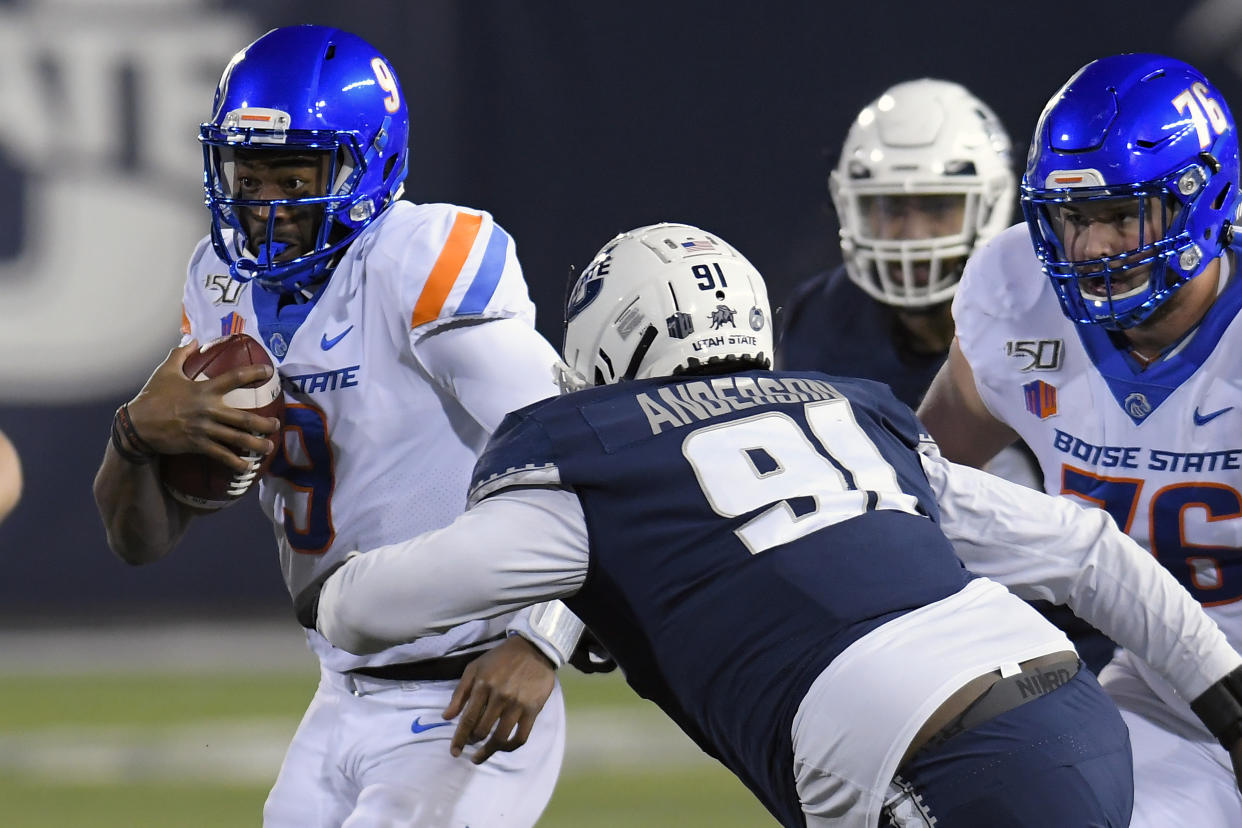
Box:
[516,601,585,668]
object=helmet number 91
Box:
[692,262,727,291]
[371,57,401,114]
[1172,82,1228,150]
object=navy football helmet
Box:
[1022,53,1241,329]
[200,25,410,293]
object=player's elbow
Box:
[320,609,391,656]
[317,576,396,655]
[93,488,173,568]
[102,520,171,567]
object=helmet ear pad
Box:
[1021,53,1242,329]
[563,224,773,387]
[199,25,411,293]
[831,78,1016,310]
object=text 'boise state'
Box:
[284,365,361,394]
[1053,429,1242,473]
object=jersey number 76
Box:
[1062,465,1242,605]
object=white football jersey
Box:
[180,200,556,672]
[955,222,1242,727]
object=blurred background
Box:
[0,0,1238,824]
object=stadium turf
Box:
[0,670,776,827]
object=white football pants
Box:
[263,665,565,827]
[1101,653,1242,827]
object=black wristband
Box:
[111,405,156,464]
[1191,664,1242,750]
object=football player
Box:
[92,25,580,827]
[311,222,1242,827]
[919,53,1242,826]
[779,78,1116,672]
[780,79,1013,410]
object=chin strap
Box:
[554,361,590,395]
[1191,664,1242,750]
[228,239,291,281]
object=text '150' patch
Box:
[1006,339,1063,371]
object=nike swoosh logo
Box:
[411,717,454,734]
[320,325,354,351]
[1194,405,1234,426]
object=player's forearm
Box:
[316,529,511,655]
[917,342,1017,468]
[318,488,588,655]
[93,444,193,565]
[1051,505,1241,700]
[926,453,1242,700]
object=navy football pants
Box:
[884,666,1133,827]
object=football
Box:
[160,333,285,510]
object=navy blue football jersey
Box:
[778,266,946,409]
[471,370,972,826]
[778,267,1116,674]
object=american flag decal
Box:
[1023,379,1057,419]
[681,238,716,253]
[220,312,245,336]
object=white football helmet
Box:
[829,78,1015,308]
[562,223,772,386]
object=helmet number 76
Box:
[1172,83,1228,150]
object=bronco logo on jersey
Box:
[1006,339,1063,371]
[1124,392,1152,421]
[709,305,737,329]
[1023,379,1058,419]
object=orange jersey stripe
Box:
[411,212,484,328]
[181,305,191,336]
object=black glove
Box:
[1192,664,1242,750]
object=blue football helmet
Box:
[1022,53,1241,329]
[200,25,410,293]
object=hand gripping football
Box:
[160,333,285,510]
